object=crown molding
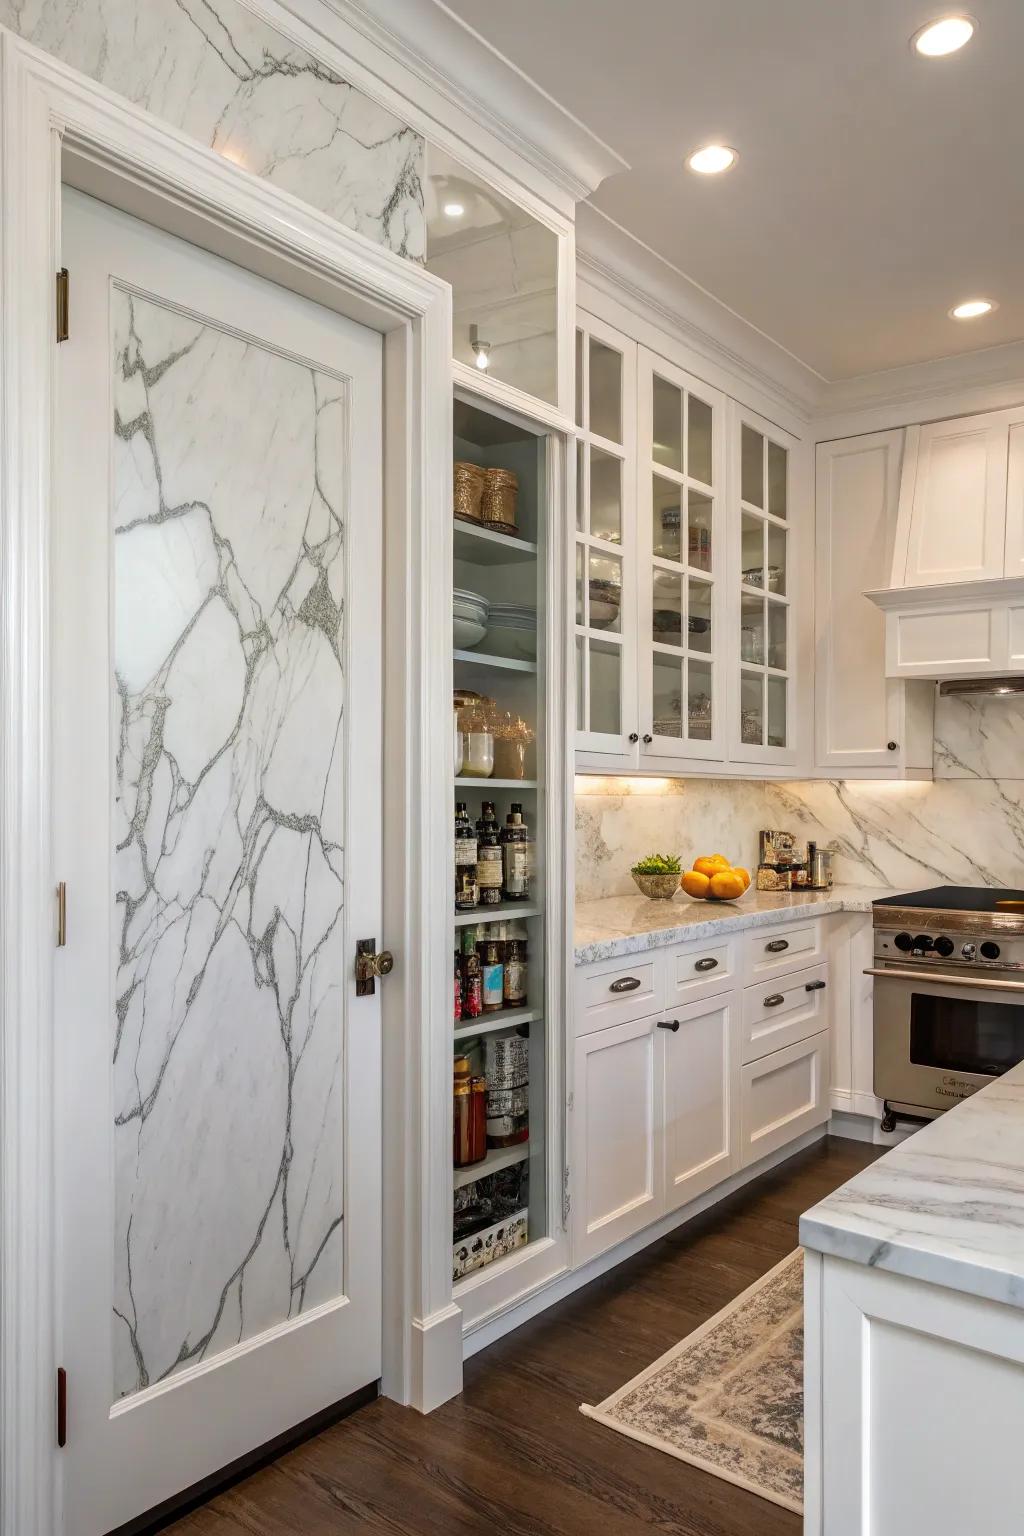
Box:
[575,202,823,430]
[815,338,1024,441]
[264,0,626,219]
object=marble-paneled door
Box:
[55,188,383,1534]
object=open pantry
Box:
[448,388,568,1332]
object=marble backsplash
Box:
[577,694,1024,899]
[0,0,425,258]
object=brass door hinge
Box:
[57,1366,67,1448]
[56,882,67,947]
[56,268,69,343]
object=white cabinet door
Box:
[739,1031,830,1167]
[572,1014,660,1263]
[1004,422,1024,579]
[636,349,727,764]
[574,312,639,763]
[815,431,933,776]
[900,414,1009,586]
[662,994,738,1211]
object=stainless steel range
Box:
[871,886,1024,1131]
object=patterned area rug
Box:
[580,1249,804,1513]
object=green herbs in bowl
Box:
[630,853,682,901]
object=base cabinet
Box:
[740,1030,829,1167]
[664,994,739,1211]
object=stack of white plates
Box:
[454,588,489,649]
[487,601,537,660]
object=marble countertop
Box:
[574,885,895,965]
[801,1061,1024,1310]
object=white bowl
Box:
[454,615,487,649]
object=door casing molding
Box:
[0,28,455,1533]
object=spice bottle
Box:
[501,802,530,901]
[476,801,503,906]
[481,939,504,1013]
[454,950,463,1022]
[460,943,483,1020]
[503,938,527,1007]
[454,801,478,911]
[453,1056,487,1167]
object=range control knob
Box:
[981,941,1001,961]
[934,936,955,958]
[893,932,914,952]
[961,942,977,961]
[912,934,933,955]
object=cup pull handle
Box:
[694,957,719,972]
[765,939,789,953]
[764,993,786,1008]
[609,976,642,994]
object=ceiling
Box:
[437,0,1024,380]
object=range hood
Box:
[867,410,1024,681]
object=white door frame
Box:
[0,30,456,1534]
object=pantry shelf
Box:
[455,777,539,789]
[454,1008,541,1042]
[454,520,538,567]
[454,903,542,927]
[453,1142,530,1191]
[453,649,538,674]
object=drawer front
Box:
[740,1029,830,1168]
[577,953,659,1034]
[743,920,822,982]
[742,963,830,1064]
[665,937,737,1007]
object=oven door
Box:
[870,967,1024,1113]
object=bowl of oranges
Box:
[681,855,751,903]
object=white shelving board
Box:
[453,1143,530,1191]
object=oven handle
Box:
[865,967,1024,994]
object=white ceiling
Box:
[438,0,1024,380]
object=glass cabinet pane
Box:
[653,375,683,471]
[688,395,713,486]
[740,670,764,745]
[768,602,787,671]
[741,514,765,587]
[590,447,622,544]
[575,544,585,625]
[766,521,787,594]
[653,476,683,561]
[652,653,683,738]
[688,659,713,741]
[652,570,683,647]
[768,439,788,519]
[575,634,585,731]
[589,550,622,634]
[741,424,764,507]
[740,594,765,665]
[767,676,787,748]
[589,339,623,444]
[688,577,712,653]
[590,639,622,735]
[575,329,584,429]
[576,439,585,531]
[688,489,713,571]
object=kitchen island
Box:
[801,1062,1024,1534]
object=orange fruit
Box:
[709,870,746,901]
[734,866,751,890]
[681,870,711,899]
[692,854,731,878]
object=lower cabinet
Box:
[572,995,739,1265]
[739,1029,830,1166]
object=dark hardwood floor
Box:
[170,1135,881,1536]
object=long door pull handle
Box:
[657,1019,681,1032]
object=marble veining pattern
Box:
[112,288,346,1397]
[0,0,425,259]
[801,1060,1024,1310]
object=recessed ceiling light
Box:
[912,14,976,56]
[950,298,997,319]
[443,200,465,218]
[686,144,737,176]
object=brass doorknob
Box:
[375,951,394,977]
[355,941,394,995]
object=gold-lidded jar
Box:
[454,460,486,523]
[481,466,519,534]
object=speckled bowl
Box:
[631,871,682,900]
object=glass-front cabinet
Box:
[574,314,636,755]
[574,315,802,772]
[637,353,726,762]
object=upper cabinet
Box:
[574,310,805,774]
[897,412,1011,587]
[815,432,933,778]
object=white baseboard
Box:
[403,1303,464,1413]
[829,1107,916,1146]
[463,1124,828,1358]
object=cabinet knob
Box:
[642,733,653,744]
[657,1019,681,1032]
[628,731,639,743]
[887,741,898,751]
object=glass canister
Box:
[480,466,519,533]
[459,704,494,779]
[485,1031,529,1148]
[454,703,464,776]
[454,460,486,523]
[492,712,535,780]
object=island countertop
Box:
[574,885,897,966]
[801,1059,1024,1310]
